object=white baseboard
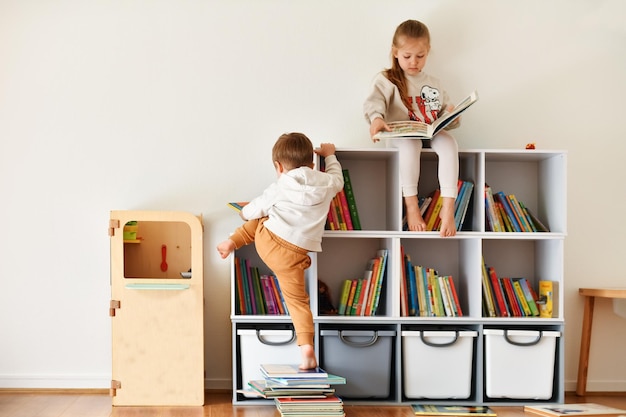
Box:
[564,379,626,393]
[0,374,232,391]
[0,374,111,389]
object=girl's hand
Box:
[442,105,461,130]
[370,117,390,143]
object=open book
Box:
[227,202,248,212]
[524,404,626,417]
[373,90,479,140]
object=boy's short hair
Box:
[272,132,314,170]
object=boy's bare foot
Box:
[216,239,236,259]
[405,196,426,231]
[299,344,318,370]
[439,197,456,237]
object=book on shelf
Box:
[487,266,510,317]
[235,257,288,316]
[501,277,522,317]
[485,188,549,232]
[425,193,443,231]
[484,185,504,232]
[401,253,463,317]
[335,249,388,316]
[373,90,479,140]
[481,259,547,319]
[261,364,328,379]
[400,246,409,317]
[342,169,361,230]
[411,404,497,416]
[523,403,626,417]
[539,280,557,318]
[515,277,540,316]
[512,278,533,316]
[336,279,352,316]
[325,168,361,231]
[369,248,389,315]
[416,181,473,232]
[404,252,417,316]
[481,258,497,317]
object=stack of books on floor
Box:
[256,364,346,416]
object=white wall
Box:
[1,0,625,392]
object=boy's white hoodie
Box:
[241,155,344,252]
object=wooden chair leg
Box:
[576,295,595,396]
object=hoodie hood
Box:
[278,166,335,207]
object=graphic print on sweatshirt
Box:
[408,85,442,124]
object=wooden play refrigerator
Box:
[109,210,204,406]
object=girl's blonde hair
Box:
[384,20,431,112]
[272,132,314,170]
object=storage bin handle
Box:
[256,329,296,346]
[420,331,459,347]
[503,329,542,346]
[339,330,379,347]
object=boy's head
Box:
[272,132,314,172]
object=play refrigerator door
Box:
[109,210,204,406]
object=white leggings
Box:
[388,130,459,198]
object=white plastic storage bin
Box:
[320,329,396,399]
[402,330,477,399]
[484,329,560,400]
[237,328,301,386]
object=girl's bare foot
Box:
[405,196,426,231]
[439,197,456,237]
[299,344,318,370]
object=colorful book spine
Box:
[488,266,509,317]
[337,189,354,230]
[272,275,289,314]
[333,195,347,230]
[234,257,246,314]
[517,277,540,316]
[539,280,555,318]
[481,259,497,317]
[349,279,363,315]
[447,276,463,316]
[512,279,532,316]
[270,275,286,315]
[337,279,352,315]
[370,249,389,315]
[344,279,358,316]
[400,246,409,317]
[508,194,532,232]
[251,267,266,315]
[501,277,522,317]
[260,275,278,315]
[342,169,361,230]
[423,189,441,230]
[485,185,503,232]
[405,255,418,316]
[364,258,381,316]
[495,191,522,232]
[456,181,474,231]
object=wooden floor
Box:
[1,390,625,417]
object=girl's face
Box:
[393,36,430,76]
